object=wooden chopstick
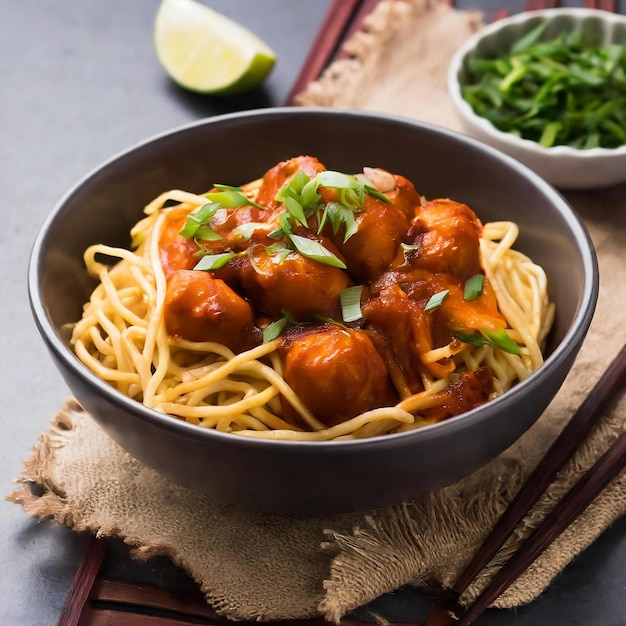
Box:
[448,343,626,624]
[585,0,617,12]
[59,538,424,625]
[57,535,108,626]
[457,430,626,625]
[284,0,365,105]
[523,0,559,10]
[451,343,626,597]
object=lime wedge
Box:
[154,0,277,95]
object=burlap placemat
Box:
[8,0,626,622]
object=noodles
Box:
[70,158,554,441]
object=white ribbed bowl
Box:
[448,8,626,190]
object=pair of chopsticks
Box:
[425,342,626,625]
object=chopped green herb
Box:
[312,312,348,329]
[263,316,288,343]
[340,285,364,322]
[288,234,347,269]
[262,309,297,342]
[401,242,420,261]
[274,170,312,204]
[193,252,237,271]
[179,202,221,238]
[464,274,484,301]
[424,290,449,312]
[265,242,292,263]
[231,221,267,240]
[454,328,522,356]
[271,168,391,246]
[318,202,358,243]
[317,170,391,205]
[284,195,308,228]
[206,187,264,209]
[179,186,264,242]
[481,327,522,356]
[194,225,223,241]
[462,26,626,149]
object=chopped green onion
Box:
[275,170,311,203]
[424,290,449,312]
[284,195,308,227]
[316,171,391,204]
[265,242,292,263]
[300,177,322,208]
[263,309,297,342]
[194,225,223,241]
[263,316,288,343]
[461,26,626,149]
[340,285,364,323]
[464,274,484,301]
[312,312,348,329]
[231,222,267,240]
[288,234,347,269]
[319,202,358,243]
[179,202,221,238]
[401,242,420,260]
[193,252,237,271]
[363,183,392,204]
[205,188,264,210]
[316,170,356,189]
[454,328,521,356]
[481,328,522,356]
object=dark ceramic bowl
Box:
[29,108,598,514]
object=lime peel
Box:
[154,0,277,95]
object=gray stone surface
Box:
[1,1,624,624]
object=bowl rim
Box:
[27,106,600,452]
[447,7,626,160]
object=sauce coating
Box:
[160,156,507,427]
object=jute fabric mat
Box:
[8,0,626,621]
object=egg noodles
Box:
[70,157,554,441]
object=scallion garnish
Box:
[179,202,221,239]
[401,242,420,261]
[265,242,292,263]
[207,186,264,209]
[274,170,311,203]
[231,222,267,241]
[288,234,347,269]
[316,171,391,205]
[462,25,626,149]
[272,168,391,245]
[340,285,364,323]
[424,290,449,312]
[262,309,296,343]
[283,195,308,228]
[454,328,522,356]
[318,202,358,243]
[179,186,263,242]
[193,252,237,271]
[311,312,348,329]
[263,316,288,343]
[464,274,484,301]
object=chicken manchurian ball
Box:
[164,270,258,352]
[280,325,397,428]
